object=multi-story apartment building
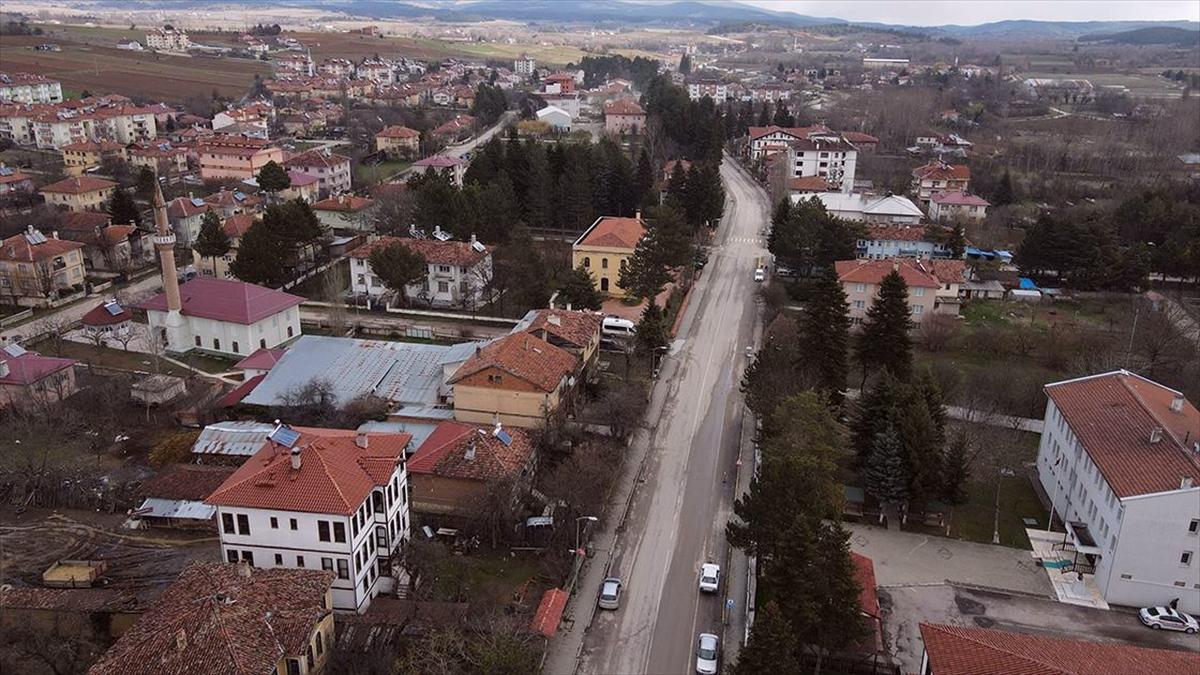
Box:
[356,59,395,85]
[749,83,793,102]
[513,54,536,76]
[911,160,971,203]
[856,224,958,260]
[60,139,126,175]
[348,235,493,309]
[687,78,728,101]
[1037,371,1200,613]
[2,100,159,150]
[784,136,858,192]
[145,27,192,52]
[127,141,189,177]
[197,136,284,180]
[928,192,990,223]
[40,176,117,211]
[834,258,941,325]
[374,125,420,158]
[0,72,63,104]
[0,227,87,307]
[602,99,646,135]
[286,149,352,197]
[205,424,413,613]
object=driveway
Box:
[882,583,1200,674]
[847,522,1053,596]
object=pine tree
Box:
[523,145,552,230]
[635,302,668,355]
[940,430,971,507]
[193,210,231,276]
[664,162,688,211]
[558,265,603,311]
[679,52,692,75]
[851,371,900,466]
[993,168,1015,206]
[741,317,802,422]
[798,269,850,407]
[865,424,910,511]
[230,221,287,287]
[767,197,791,255]
[257,160,290,195]
[634,148,655,210]
[494,224,549,311]
[897,391,943,501]
[620,229,671,300]
[106,187,141,227]
[855,269,914,383]
[732,602,798,675]
[946,221,967,257]
[135,166,157,201]
[368,240,427,307]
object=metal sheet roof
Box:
[241,335,484,408]
[137,497,216,520]
[192,420,276,456]
[358,419,440,452]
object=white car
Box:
[597,577,622,610]
[695,633,719,674]
[753,268,765,282]
[1139,606,1198,633]
[698,563,721,593]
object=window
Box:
[333,522,346,543]
[270,517,278,529]
[1183,551,1194,566]
[260,338,267,349]
[854,283,865,292]
[287,326,294,337]
[438,265,451,273]
[1189,519,1199,535]
[911,305,923,315]
[321,557,333,572]
[913,287,925,297]
[195,335,202,347]
[290,518,298,531]
[376,526,388,547]
[237,514,249,535]
[315,631,324,656]
[852,300,865,310]
[287,659,302,675]
[307,645,315,670]
[437,281,449,293]
[231,341,239,353]
[336,559,349,579]
[601,258,609,269]
[373,492,384,514]
[318,520,330,542]
[242,551,254,566]
[582,257,590,268]
[297,555,305,567]
[222,513,235,534]
[274,553,283,565]
[226,549,238,563]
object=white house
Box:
[749,125,860,192]
[206,424,412,613]
[536,105,572,132]
[347,234,493,309]
[856,224,957,260]
[1036,371,1200,613]
[798,192,924,224]
[929,192,990,223]
[138,277,303,358]
[410,155,467,187]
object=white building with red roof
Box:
[0,342,77,410]
[928,191,990,223]
[603,98,645,135]
[138,277,303,358]
[911,160,971,203]
[857,224,959,260]
[410,154,466,186]
[1037,371,1200,613]
[204,424,413,612]
[0,226,87,306]
[285,148,352,198]
[347,234,493,309]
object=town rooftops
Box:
[913,160,971,182]
[206,426,411,515]
[787,175,836,193]
[81,299,132,327]
[87,562,334,675]
[286,148,350,168]
[408,420,533,482]
[747,124,831,141]
[515,308,603,351]
[166,195,209,219]
[412,154,465,169]
[931,191,990,207]
[376,125,420,139]
[138,277,303,325]
[803,192,925,219]
[136,464,237,502]
[865,224,931,242]
[234,346,286,372]
[433,115,475,135]
[60,139,125,153]
[287,170,319,187]
[348,235,491,267]
[312,194,374,212]
[603,98,645,116]
[918,622,1200,674]
[449,332,578,394]
[835,258,941,289]
[574,215,647,250]
[40,175,117,194]
[1044,370,1200,498]
[222,213,255,239]
[0,227,85,263]
[60,210,112,230]
[0,344,76,386]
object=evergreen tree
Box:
[993,168,1015,206]
[193,210,231,276]
[494,224,549,311]
[732,602,797,675]
[368,241,427,306]
[946,221,967,258]
[741,317,802,422]
[772,101,794,127]
[483,170,519,234]
[523,144,552,230]
[106,187,141,227]
[798,269,850,407]
[558,265,603,311]
[768,196,791,247]
[679,53,692,75]
[634,148,655,210]
[635,301,668,355]
[257,160,290,195]
[620,231,671,300]
[940,430,972,507]
[230,221,287,287]
[135,166,157,201]
[855,269,914,383]
[851,371,901,465]
[664,161,688,211]
[864,424,910,513]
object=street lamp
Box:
[575,516,598,555]
[992,468,1016,544]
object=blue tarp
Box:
[1019,277,1038,290]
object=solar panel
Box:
[471,240,486,253]
[495,430,513,447]
[24,230,47,245]
[103,300,123,316]
[3,343,28,357]
[268,425,301,448]
[190,197,205,207]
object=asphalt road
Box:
[578,157,770,675]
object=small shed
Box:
[130,374,186,406]
[1007,288,1042,302]
[43,560,108,588]
[131,464,235,528]
[80,299,132,336]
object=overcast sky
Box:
[738,1,1200,26]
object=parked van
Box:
[602,317,637,339]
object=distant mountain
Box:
[1078,26,1200,47]
[928,19,1200,40]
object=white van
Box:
[602,317,637,339]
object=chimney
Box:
[290,446,302,470]
[465,437,477,461]
[1149,427,1163,444]
[356,433,369,449]
[470,233,477,245]
[52,230,58,240]
[493,421,502,437]
[1182,477,1195,489]
[635,210,642,220]
[1170,395,1185,413]
[0,361,9,379]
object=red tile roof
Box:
[408,420,534,482]
[0,230,85,263]
[376,125,420,139]
[222,213,255,239]
[577,216,647,250]
[286,148,350,169]
[449,332,578,393]
[0,348,75,386]
[523,309,602,350]
[138,277,303,325]
[835,258,940,288]
[348,235,491,267]
[61,211,112,230]
[88,562,334,675]
[787,175,836,192]
[913,160,970,182]
[1045,371,1200,497]
[234,346,286,372]
[865,224,928,242]
[931,191,990,206]
[81,300,133,327]
[747,124,831,141]
[603,99,645,116]
[530,588,568,637]
[433,115,475,136]
[852,553,883,654]
[287,170,319,187]
[136,464,237,501]
[166,196,209,219]
[927,259,967,285]
[40,175,117,194]
[312,194,374,212]
[918,622,1200,674]
[206,427,411,515]
[214,373,265,408]
[842,131,880,145]
[413,154,464,168]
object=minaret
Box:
[152,183,186,351]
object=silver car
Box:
[696,632,719,674]
[1139,606,1198,633]
[597,577,622,610]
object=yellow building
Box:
[60,140,126,176]
[449,332,579,428]
[571,215,647,297]
[40,176,117,212]
[374,125,420,158]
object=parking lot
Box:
[881,583,1200,673]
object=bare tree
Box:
[919,314,959,352]
[36,315,75,356]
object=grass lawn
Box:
[48,341,192,377]
[946,474,1045,549]
[432,551,544,606]
[176,352,240,374]
[355,160,410,186]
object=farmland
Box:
[1,31,269,101]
